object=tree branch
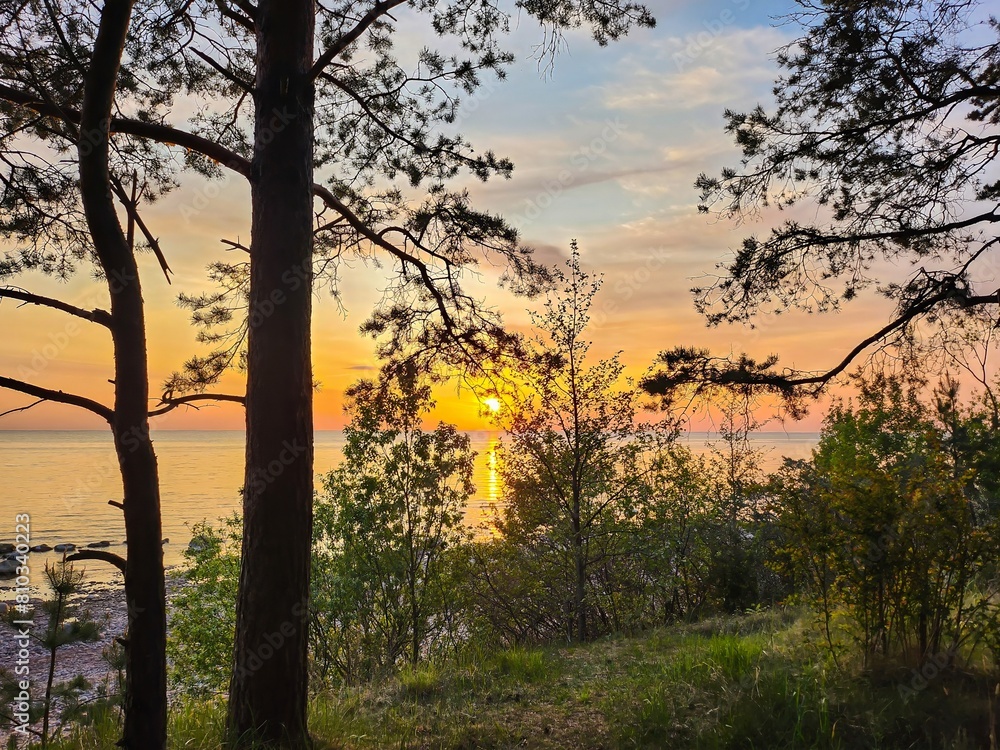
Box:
[0,82,253,176]
[0,399,44,419]
[149,392,245,417]
[0,81,468,338]
[0,376,114,421]
[220,237,251,254]
[110,175,173,283]
[191,48,254,92]
[66,549,127,575]
[778,207,1000,250]
[319,72,482,171]
[213,0,255,32]
[644,287,1000,398]
[0,287,113,327]
[310,0,409,80]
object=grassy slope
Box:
[51,609,999,749]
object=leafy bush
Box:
[169,370,474,693]
[167,515,241,696]
[311,368,474,684]
[774,374,1000,665]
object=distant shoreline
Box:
[0,431,819,592]
[0,428,820,436]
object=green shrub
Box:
[167,515,241,695]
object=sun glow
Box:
[483,397,502,414]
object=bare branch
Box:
[0,286,113,326]
[110,175,173,284]
[66,549,127,575]
[149,392,245,417]
[191,48,253,92]
[213,0,255,32]
[0,398,44,419]
[0,375,113,421]
[221,237,250,253]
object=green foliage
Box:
[460,248,787,646]
[700,399,781,613]
[167,699,228,750]
[312,367,475,684]
[483,245,669,642]
[634,441,716,621]
[451,534,569,645]
[398,663,443,700]
[167,515,241,696]
[487,647,547,683]
[636,395,787,622]
[169,371,475,693]
[775,373,1000,665]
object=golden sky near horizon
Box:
[0,1,909,433]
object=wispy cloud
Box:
[601,26,791,112]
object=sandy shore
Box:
[0,573,188,731]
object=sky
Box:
[0,0,903,432]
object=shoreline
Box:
[0,573,188,733]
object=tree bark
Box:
[227,0,315,745]
[78,1,167,748]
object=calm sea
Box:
[0,430,817,591]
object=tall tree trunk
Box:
[79,2,167,748]
[227,0,315,745]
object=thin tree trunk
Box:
[409,534,420,666]
[79,2,167,748]
[411,580,420,667]
[227,0,315,745]
[573,498,586,642]
[41,586,65,749]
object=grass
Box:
[35,607,1000,749]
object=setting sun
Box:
[483,397,502,414]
